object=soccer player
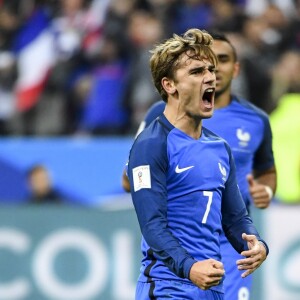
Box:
[123,32,276,300]
[127,28,268,300]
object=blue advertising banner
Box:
[0,138,133,205]
[0,205,141,300]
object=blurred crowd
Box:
[0,0,299,137]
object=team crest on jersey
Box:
[236,128,251,147]
[218,162,227,181]
[132,165,151,192]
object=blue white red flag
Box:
[13,8,55,111]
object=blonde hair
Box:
[150,28,217,102]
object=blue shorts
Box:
[135,280,224,300]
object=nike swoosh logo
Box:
[175,165,194,173]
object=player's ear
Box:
[233,61,240,79]
[161,77,176,95]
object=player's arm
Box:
[248,113,277,208]
[128,135,196,279]
[121,101,166,193]
[221,145,268,277]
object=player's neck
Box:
[177,120,202,139]
[215,90,231,109]
[164,107,202,139]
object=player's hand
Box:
[236,233,267,278]
[189,259,225,290]
[247,174,272,209]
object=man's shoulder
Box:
[202,126,226,141]
[233,97,269,119]
[129,117,170,166]
[144,100,166,127]
[135,116,170,148]
[202,126,232,154]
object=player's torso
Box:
[139,126,230,291]
[164,128,230,260]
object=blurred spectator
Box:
[270,50,300,105]
[51,0,103,61]
[125,9,164,133]
[222,30,273,113]
[260,4,292,54]
[9,0,109,135]
[235,3,300,113]
[270,93,300,204]
[0,1,20,134]
[26,164,63,204]
[9,1,56,135]
[73,33,130,135]
[171,0,214,34]
[143,0,178,37]
[210,0,245,32]
[103,0,137,43]
[286,0,300,49]
[0,51,17,135]
[29,0,105,135]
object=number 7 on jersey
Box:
[202,191,213,223]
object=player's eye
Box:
[217,55,230,63]
[191,67,205,74]
[208,66,216,73]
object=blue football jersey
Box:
[128,114,265,293]
[142,97,275,210]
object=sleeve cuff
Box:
[258,239,269,256]
[183,257,197,279]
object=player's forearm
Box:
[141,219,196,278]
[223,213,266,254]
[132,192,196,279]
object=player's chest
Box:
[167,140,229,190]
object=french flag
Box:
[13,7,55,112]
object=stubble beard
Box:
[215,81,231,99]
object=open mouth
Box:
[202,88,215,105]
